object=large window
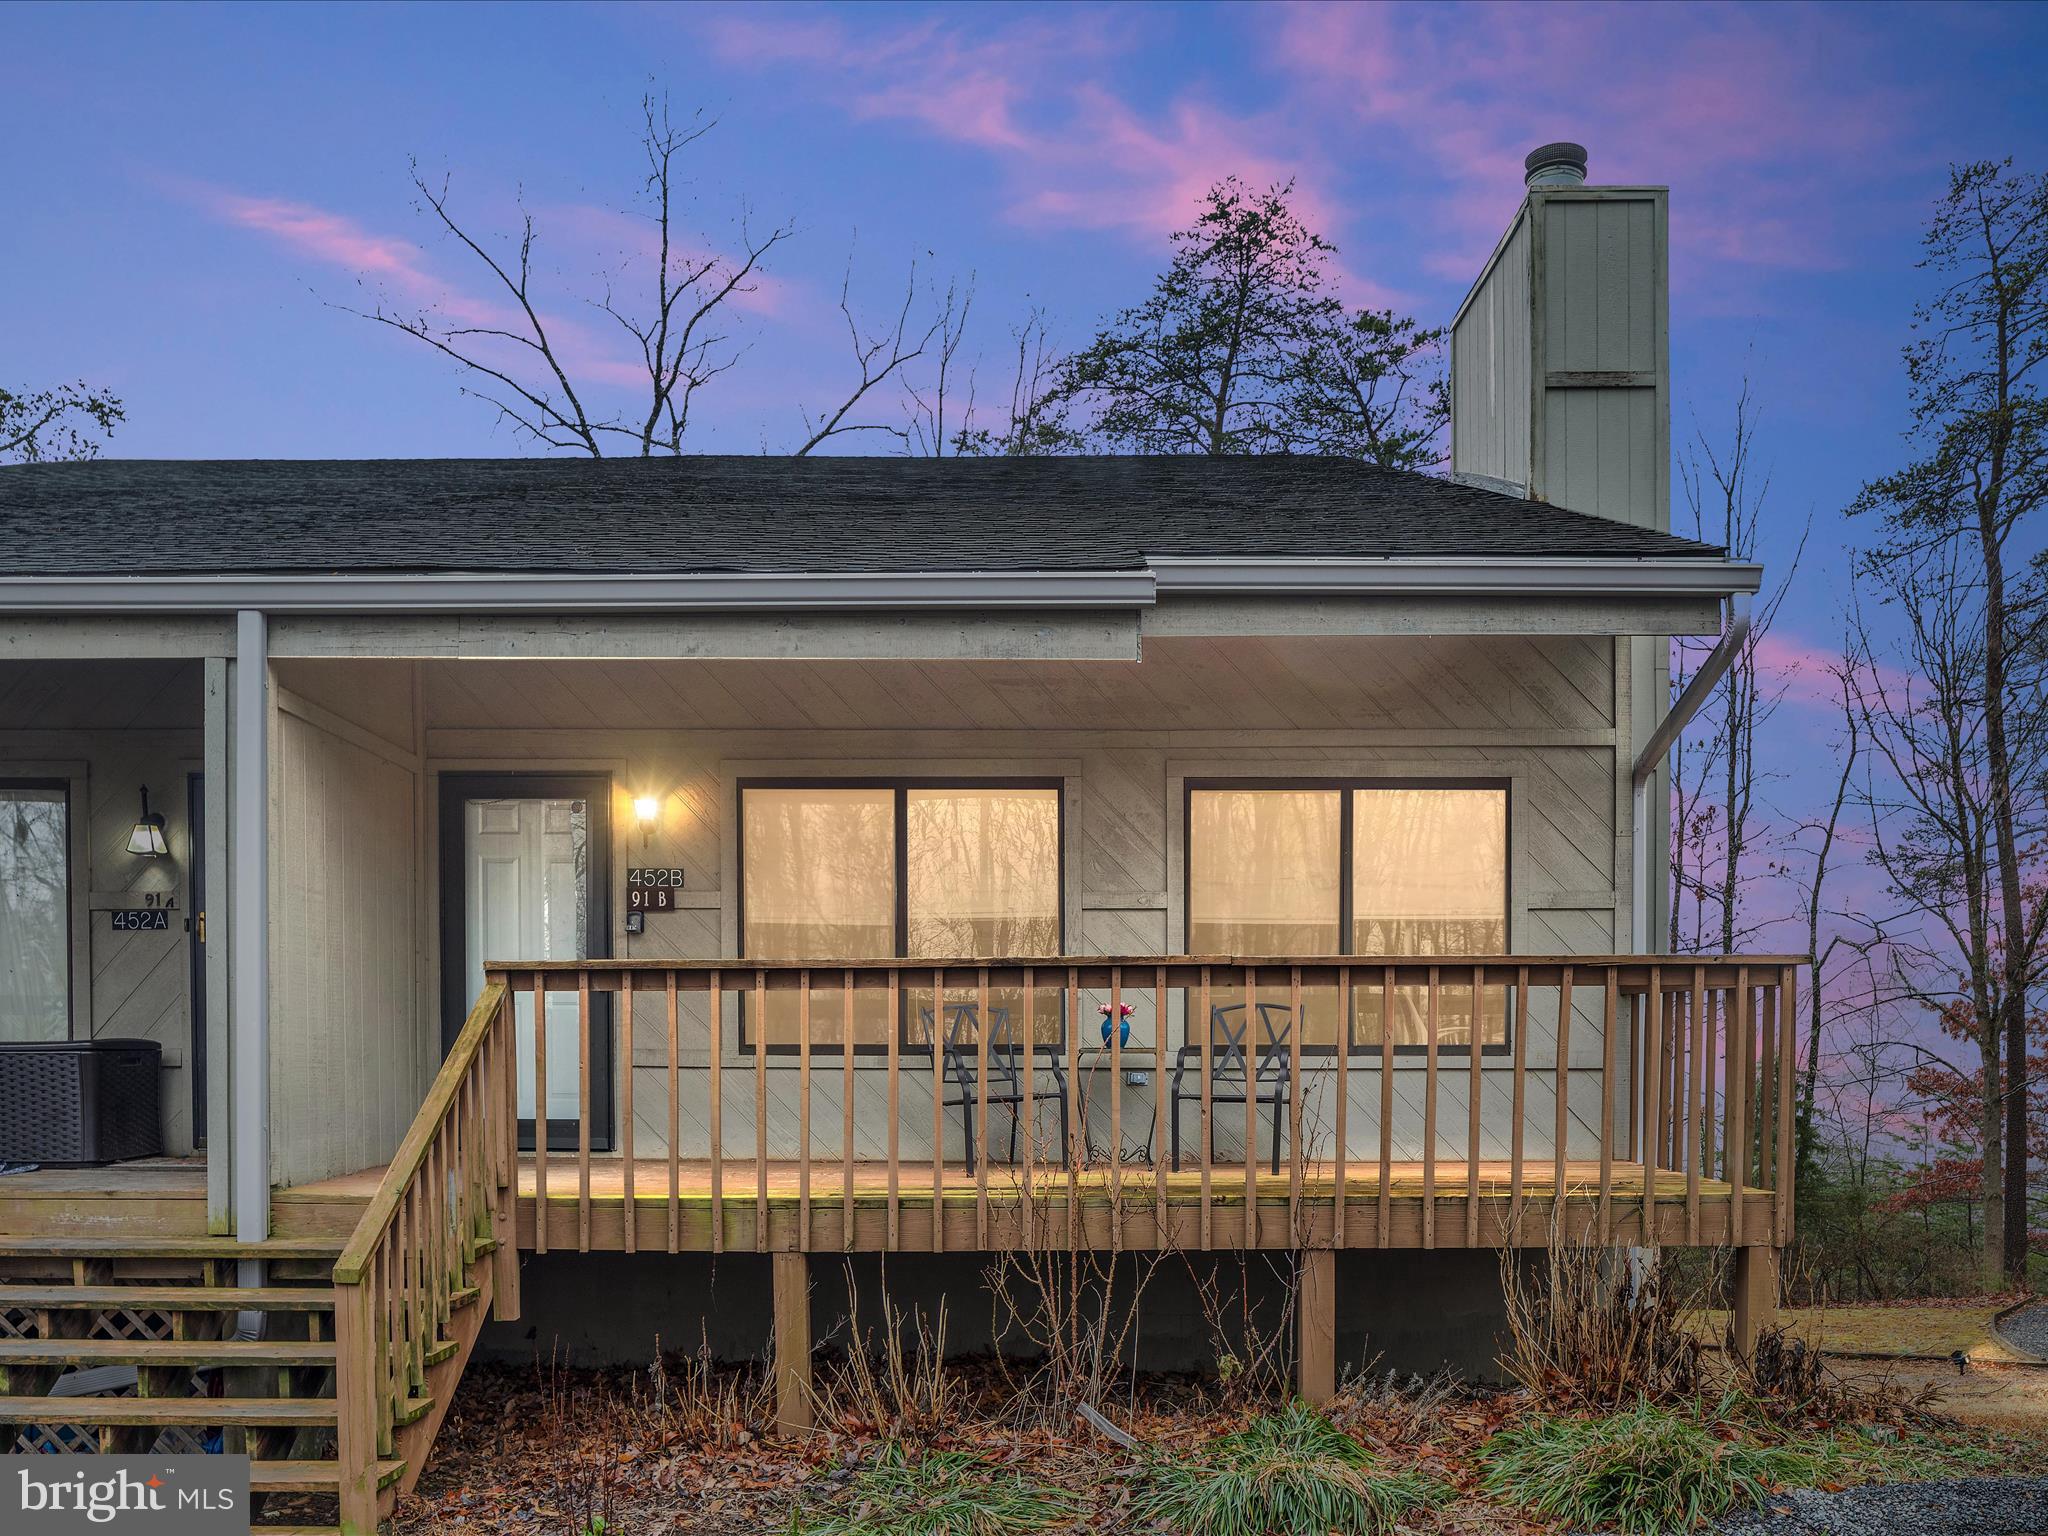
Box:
[1186,783,1508,1051]
[1,783,71,1043]
[740,782,1063,1050]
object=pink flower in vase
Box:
[1097,1001,1135,1048]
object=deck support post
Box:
[1730,1244,1778,1360]
[1296,1249,1336,1406]
[773,1252,813,1434]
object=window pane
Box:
[1351,788,1508,1047]
[743,788,895,1047]
[0,787,69,1042]
[465,797,590,1122]
[1188,789,1341,1046]
[907,787,1061,1048]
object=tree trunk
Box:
[1979,1022,2006,1291]
[1976,374,2030,1288]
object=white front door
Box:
[462,796,593,1124]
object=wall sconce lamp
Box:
[126,786,169,858]
[633,794,661,847]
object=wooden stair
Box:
[0,1234,475,1536]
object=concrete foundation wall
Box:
[477,1249,1520,1384]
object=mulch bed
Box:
[387,1358,1527,1534]
[374,1350,2048,1534]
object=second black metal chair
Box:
[1168,1001,1297,1174]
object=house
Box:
[0,148,1795,1535]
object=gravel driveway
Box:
[1996,1300,2048,1362]
[1710,1476,2048,1534]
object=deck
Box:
[0,1154,1772,1255]
[2,953,1800,1534]
[485,1156,1772,1251]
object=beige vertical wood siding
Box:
[1540,192,1668,530]
[1452,208,1533,493]
[421,637,1626,1168]
[269,703,423,1185]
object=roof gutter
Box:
[1630,591,1753,947]
[0,570,1157,614]
[0,556,1762,614]
[1148,556,1763,598]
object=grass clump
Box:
[1789,1422,2035,1487]
[1480,1403,1807,1535]
[789,1443,1075,1536]
[1130,1399,1447,1536]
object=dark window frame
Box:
[736,777,1068,1054]
[0,777,75,1044]
[1182,777,1513,1057]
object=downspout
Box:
[233,610,270,1313]
[1630,593,1752,950]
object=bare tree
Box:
[1851,160,2048,1284]
[952,310,1077,457]
[792,253,952,456]
[351,92,791,455]
[1667,376,1807,954]
[1791,644,1878,1190]
[1847,537,2048,1285]
[898,276,975,457]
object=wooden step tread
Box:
[0,1338,335,1367]
[0,1237,343,1260]
[0,1285,334,1311]
[253,1458,406,1494]
[0,1395,336,1426]
[394,1393,433,1427]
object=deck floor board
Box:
[288,1156,1746,1205]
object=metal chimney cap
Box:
[1524,142,1589,188]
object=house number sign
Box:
[95,891,177,931]
[627,867,685,911]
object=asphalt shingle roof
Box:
[0,456,1721,576]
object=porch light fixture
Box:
[633,794,661,846]
[126,786,168,858]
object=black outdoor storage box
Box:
[0,1039,164,1164]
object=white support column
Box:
[203,657,234,1234]
[232,610,270,1248]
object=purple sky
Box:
[8,0,2048,962]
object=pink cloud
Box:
[1265,1,1912,295]
[1751,629,1855,711]
[204,190,442,292]
[691,7,1406,303]
[1745,627,1922,719]
[187,182,657,392]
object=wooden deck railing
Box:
[332,980,518,1536]
[483,955,1800,1255]
[327,956,1798,1526]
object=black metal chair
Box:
[921,1001,1071,1172]
[1168,1001,1297,1174]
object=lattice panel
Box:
[7,1302,198,1456]
[88,1308,174,1342]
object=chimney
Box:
[1449,143,1669,533]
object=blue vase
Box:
[1100,1014,1131,1048]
